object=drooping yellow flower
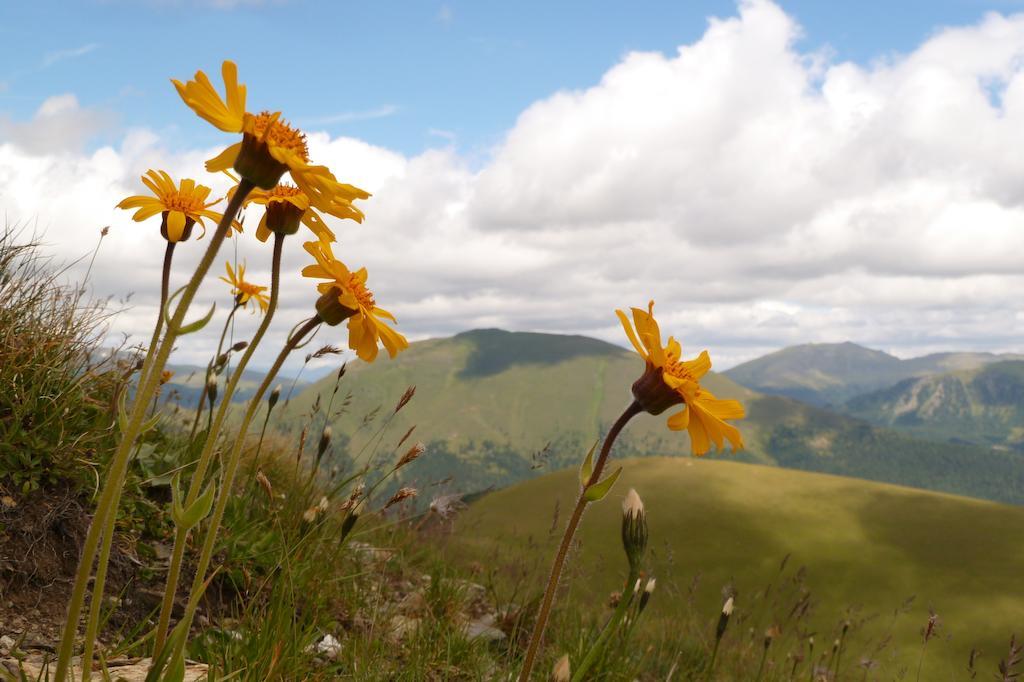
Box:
[116,170,236,242]
[301,240,408,362]
[219,261,270,313]
[617,301,744,455]
[246,184,336,243]
[173,61,370,222]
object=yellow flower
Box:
[246,184,336,243]
[301,240,408,362]
[173,61,370,222]
[116,170,235,242]
[617,301,744,455]
[219,261,270,313]
[160,370,175,385]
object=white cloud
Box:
[0,94,114,154]
[41,43,99,68]
[3,0,1024,373]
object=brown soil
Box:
[0,485,165,653]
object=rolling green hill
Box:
[844,361,1024,452]
[457,457,1024,674]
[284,329,1024,504]
[724,342,1022,407]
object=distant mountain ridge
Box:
[844,360,1024,452]
[725,341,1023,407]
[280,329,1024,504]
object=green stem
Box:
[169,315,323,665]
[518,400,642,682]
[136,241,175,412]
[153,232,285,656]
[189,302,241,441]
[54,180,253,682]
[706,636,722,681]
[572,568,639,681]
[754,646,769,682]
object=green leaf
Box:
[175,302,217,336]
[584,466,623,502]
[579,440,598,488]
[171,472,215,531]
[117,390,129,434]
[138,410,162,435]
[162,284,189,329]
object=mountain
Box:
[161,362,310,408]
[844,360,1024,452]
[458,457,1024,673]
[283,329,1024,504]
[724,342,906,406]
[724,342,1023,407]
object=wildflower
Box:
[621,489,647,573]
[245,183,337,242]
[117,170,236,243]
[219,261,269,313]
[616,301,745,455]
[173,60,369,221]
[159,370,174,385]
[302,240,409,362]
[551,654,571,682]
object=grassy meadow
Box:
[458,457,1024,677]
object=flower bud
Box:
[716,596,734,641]
[621,488,648,573]
[317,426,332,463]
[551,654,570,682]
[206,377,218,406]
[638,577,656,613]
[231,340,248,352]
[268,384,282,410]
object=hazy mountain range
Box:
[274,330,1024,504]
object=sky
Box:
[2,0,1024,374]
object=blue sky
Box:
[2,0,1024,371]
[1,0,1013,157]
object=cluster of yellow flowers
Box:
[117,60,408,363]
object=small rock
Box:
[0,634,15,654]
[313,633,342,660]
[462,616,506,642]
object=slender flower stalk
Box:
[54,180,255,682]
[518,400,643,682]
[705,596,734,681]
[136,241,176,392]
[188,300,242,440]
[167,314,324,667]
[573,489,648,681]
[153,232,286,656]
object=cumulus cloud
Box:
[2,0,1024,372]
[0,94,114,154]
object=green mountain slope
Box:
[285,330,1024,503]
[458,458,1024,674]
[844,361,1024,452]
[724,342,1022,407]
